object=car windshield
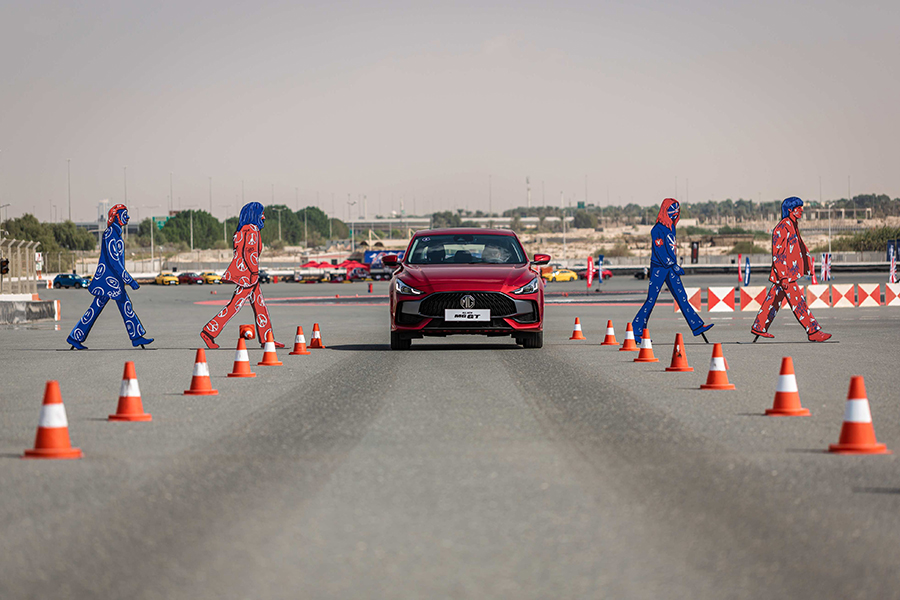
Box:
[407,234,526,265]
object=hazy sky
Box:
[1,0,898,223]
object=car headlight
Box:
[395,278,424,295]
[511,277,540,295]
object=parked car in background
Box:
[258,269,271,284]
[53,273,90,289]
[575,267,614,280]
[178,272,204,284]
[155,272,179,285]
[200,272,222,284]
[542,269,578,282]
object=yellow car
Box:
[200,271,222,285]
[543,269,578,282]
[155,272,179,286]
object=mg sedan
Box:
[386,228,549,350]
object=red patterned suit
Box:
[752,216,821,334]
[203,224,273,342]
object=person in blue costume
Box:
[67,204,153,349]
[631,198,713,344]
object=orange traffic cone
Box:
[258,330,283,366]
[700,343,735,390]
[308,323,326,349]
[634,329,659,362]
[665,333,693,372]
[239,324,256,341]
[289,326,311,355]
[23,381,83,459]
[828,376,890,454]
[600,320,618,346]
[765,357,809,416]
[227,337,256,378]
[569,318,587,340]
[619,323,639,352]
[109,361,152,421]
[184,348,219,396]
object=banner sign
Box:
[743,256,750,287]
[364,250,405,266]
[586,256,594,288]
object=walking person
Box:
[752,197,831,341]
[632,198,714,344]
[67,204,153,349]
[201,202,282,349]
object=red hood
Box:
[399,263,535,293]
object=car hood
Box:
[399,264,536,293]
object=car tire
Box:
[390,330,411,350]
[74,282,82,289]
[522,331,543,349]
[54,282,62,289]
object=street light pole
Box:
[67,158,72,221]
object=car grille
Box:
[419,292,516,317]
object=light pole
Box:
[209,176,213,214]
[67,158,71,221]
[169,172,173,214]
[347,198,356,253]
[272,207,284,241]
[145,205,160,273]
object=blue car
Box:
[53,273,91,289]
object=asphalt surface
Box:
[2,276,900,599]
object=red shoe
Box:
[808,330,832,342]
[200,330,219,350]
[751,328,774,339]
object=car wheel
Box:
[74,282,82,288]
[390,330,411,350]
[54,282,62,289]
[522,331,543,349]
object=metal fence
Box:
[0,238,40,295]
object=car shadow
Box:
[328,343,521,352]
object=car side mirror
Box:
[382,254,399,266]
[532,253,551,265]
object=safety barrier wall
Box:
[673,284,900,312]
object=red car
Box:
[177,271,204,284]
[385,228,550,350]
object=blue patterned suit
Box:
[67,211,149,347]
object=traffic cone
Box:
[569,318,587,340]
[634,329,659,362]
[700,343,735,390]
[665,333,693,372]
[258,330,283,366]
[309,323,326,349]
[109,361,152,421]
[619,323,639,352]
[23,381,83,459]
[289,326,311,355]
[600,320,618,346]
[239,324,255,341]
[765,357,809,416]
[184,348,219,396]
[828,376,890,454]
[227,337,256,378]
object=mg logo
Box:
[460,295,476,309]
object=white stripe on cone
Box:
[312,331,321,339]
[119,379,141,398]
[606,327,614,335]
[624,330,635,340]
[709,357,726,371]
[263,342,275,352]
[574,323,582,331]
[235,349,249,362]
[294,334,306,344]
[640,338,652,349]
[38,403,69,428]
[844,399,872,423]
[776,375,798,393]
[192,362,210,377]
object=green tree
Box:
[573,210,597,229]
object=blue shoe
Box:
[692,323,714,337]
[633,328,642,345]
[66,336,88,350]
[132,336,154,348]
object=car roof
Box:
[411,228,518,237]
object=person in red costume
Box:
[200,202,283,349]
[752,196,831,342]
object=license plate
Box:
[444,309,491,321]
